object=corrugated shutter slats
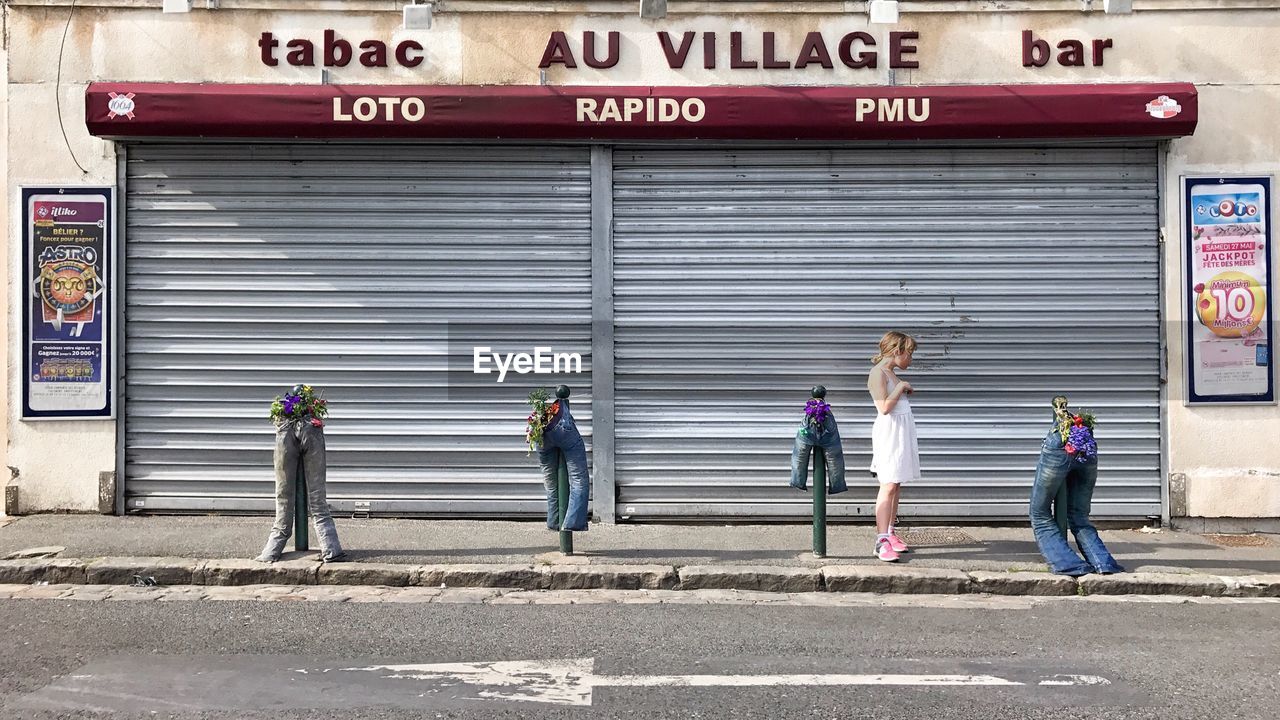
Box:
[611,145,1160,520]
[124,144,592,514]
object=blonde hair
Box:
[871,331,917,364]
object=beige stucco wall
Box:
[4,1,1278,517]
[1165,82,1280,519]
[1,8,8,513]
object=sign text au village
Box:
[257,29,1116,71]
[253,28,1119,125]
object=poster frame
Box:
[1182,175,1274,405]
[20,185,116,420]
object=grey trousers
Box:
[256,420,344,561]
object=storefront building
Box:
[3,1,1277,527]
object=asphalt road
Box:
[1,595,1278,719]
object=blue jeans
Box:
[1029,430,1124,576]
[257,420,344,562]
[789,415,848,494]
[537,401,590,532]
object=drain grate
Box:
[1203,533,1273,548]
[896,527,978,547]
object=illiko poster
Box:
[1185,177,1273,404]
[21,187,114,418]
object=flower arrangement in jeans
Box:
[803,398,832,433]
[1053,395,1097,463]
[270,384,329,428]
[525,387,560,454]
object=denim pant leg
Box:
[258,425,300,561]
[539,411,591,532]
[790,429,814,490]
[538,445,561,530]
[559,433,591,532]
[300,424,344,559]
[816,421,848,495]
[1029,443,1093,576]
[1067,458,1123,574]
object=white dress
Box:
[870,370,921,484]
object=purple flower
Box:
[1066,424,1097,462]
[804,398,831,427]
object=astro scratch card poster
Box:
[22,187,114,418]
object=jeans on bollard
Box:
[789,414,848,494]
[256,420,345,562]
[1029,430,1124,576]
[537,400,590,532]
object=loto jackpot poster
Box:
[1184,177,1273,404]
[21,187,115,418]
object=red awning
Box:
[85,82,1197,142]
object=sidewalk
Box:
[1,515,1278,597]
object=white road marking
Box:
[601,673,1022,687]
[1039,674,1111,686]
[348,660,595,706]
[343,659,1108,706]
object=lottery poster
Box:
[21,187,115,418]
[1184,177,1273,404]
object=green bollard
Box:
[811,385,828,559]
[293,456,309,552]
[555,385,574,555]
[813,446,827,558]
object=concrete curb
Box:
[0,558,87,585]
[548,564,678,591]
[823,565,972,594]
[317,562,412,587]
[414,564,550,589]
[86,557,199,586]
[1078,571,1268,598]
[678,566,822,593]
[965,570,1078,597]
[195,559,320,586]
[1221,574,1280,598]
[2,557,1279,598]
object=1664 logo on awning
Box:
[1145,95,1181,119]
[107,92,137,119]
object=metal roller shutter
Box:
[123,143,592,514]
[612,144,1161,520]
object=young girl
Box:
[867,331,920,562]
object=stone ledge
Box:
[822,565,972,594]
[547,564,678,590]
[7,555,1280,601]
[1079,572,1229,597]
[967,570,1077,597]
[1222,574,1280,598]
[0,558,88,585]
[316,563,412,587]
[194,558,319,586]
[86,557,198,586]
[412,564,548,590]
[678,566,822,593]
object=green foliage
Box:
[525,387,558,454]
[1052,395,1097,443]
[269,384,329,425]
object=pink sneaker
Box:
[875,540,900,562]
[886,533,909,553]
